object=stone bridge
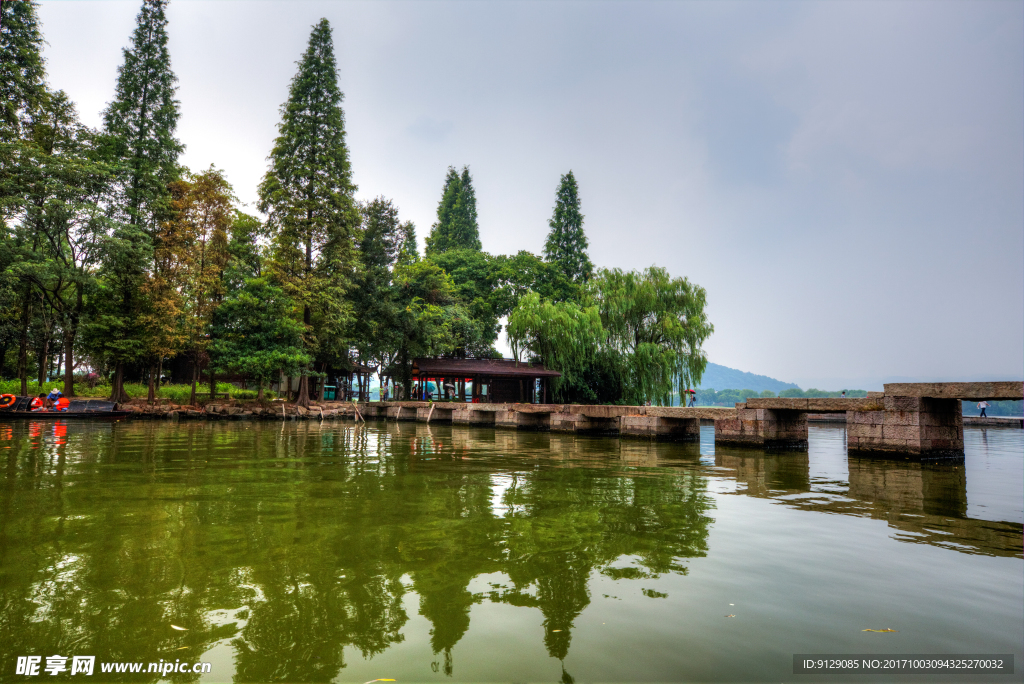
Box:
[358,381,1021,460]
[716,382,1022,458]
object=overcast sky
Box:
[37,0,1024,389]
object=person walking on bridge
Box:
[978,401,990,418]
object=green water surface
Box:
[0,419,1020,682]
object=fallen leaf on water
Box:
[862,628,897,632]
[170,625,188,631]
[725,615,735,618]
[552,629,562,632]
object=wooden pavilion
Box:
[383,358,561,403]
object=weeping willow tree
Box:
[506,266,712,405]
[588,266,712,405]
[506,291,604,400]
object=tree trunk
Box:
[294,375,310,408]
[318,363,326,401]
[400,346,411,400]
[64,286,82,397]
[257,385,264,402]
[147,363,156,404]
[189,354,198,407]
[156,357,163,390]
[109,362,129,403]
[63,330,76,397]
[17,291,30,396]
[36,338,48,388]
[208,361,216,401]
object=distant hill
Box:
[696,363,799,393]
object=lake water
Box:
[0,419,1020,682]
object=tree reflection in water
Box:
[0,420,713,681]
[0,420,1018,680]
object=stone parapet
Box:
[745,397,878,411]
[882,381,1022,400]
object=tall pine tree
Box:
[0,0,48,396]
[0,0,46,141]
[543,170,592,283]
[258,18,359,408]
[425,165,481,255]
[101,0,182,236]
[90,0,183,402]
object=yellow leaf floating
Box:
[170,625,188,631]
[862,628,897,632]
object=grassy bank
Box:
[0,380,276,403]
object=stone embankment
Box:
[121,400,361,421]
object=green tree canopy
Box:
[210,277,311,401]
[543,170,592,283]
[506,291,605,399]
[588,266,712,405]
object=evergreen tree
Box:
[0,0,47,395]
[397,220,418,265]
[452,166,480,249]
[425,167,460,255]
[93,0,183,402]
[100,0,183,236]
[543,170,592,283]
[258,18,359,408]
[425,165,481,254]
[0,0,46,140]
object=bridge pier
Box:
[847,396,963,459]
[618,415,700,440]
[452,407,496,425]
[496,410,550,430]
[714,407,809,449]
[416,405,454,423]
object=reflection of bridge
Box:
[710,446,1021,559]
[362,381,1022,459]
[389,421,1023,560]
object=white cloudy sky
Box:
[37,0,1023,389]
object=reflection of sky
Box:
[965,427,1024,524]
